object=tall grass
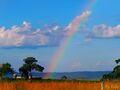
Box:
[104,81,120,90]
[0,81,120,90]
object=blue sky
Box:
[0,0,120,72]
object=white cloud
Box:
[0,21,65,48]
[65,10,91,36]
[0,10,91,48]
[89,24,120,38]
[0,22,49,47]
[0,26,25,47]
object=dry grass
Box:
[0,81,120,90]
[104,81,120,90]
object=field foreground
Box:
[0,81,120,90]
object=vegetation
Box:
[1,57,120,90]
[0,81,102,90]
[103,58,120,80]
[61,75,68,80]
[0,63,14,79]
[19,57,44,79]
[0,81,120,90]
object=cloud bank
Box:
[1,10,120,48]
[0,21,64,48]
[0,11,90,48]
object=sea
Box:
[5,71,111,80]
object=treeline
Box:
[1,57,120,80]
[0,57,44,79]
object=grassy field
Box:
[0,80,120,90]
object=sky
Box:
[0,0,120,72]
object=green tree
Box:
[115,58,120,64]
[19,57,44,79]
[0,63,14,79]
[61,75,68,80]
[103,58,120,80]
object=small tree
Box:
[61,75,68,80]
[0,63,14,79]
[19,57,44,79]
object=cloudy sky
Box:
[0,0,120,72]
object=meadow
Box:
[0,80,120,90]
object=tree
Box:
[61,75,68,80]
[103,58,120,80]
[115,58,120,64]
[0,63,14,79]
[19,57,44,79]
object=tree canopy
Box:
[19,57,44,79]
[115,59,120,64]
[0,63,14,78]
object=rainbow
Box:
[44,0,96,78]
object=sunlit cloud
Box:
[0,21,62,48]
[0,10,91,48]
[65,10,91,36]
[88,24,120,39]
